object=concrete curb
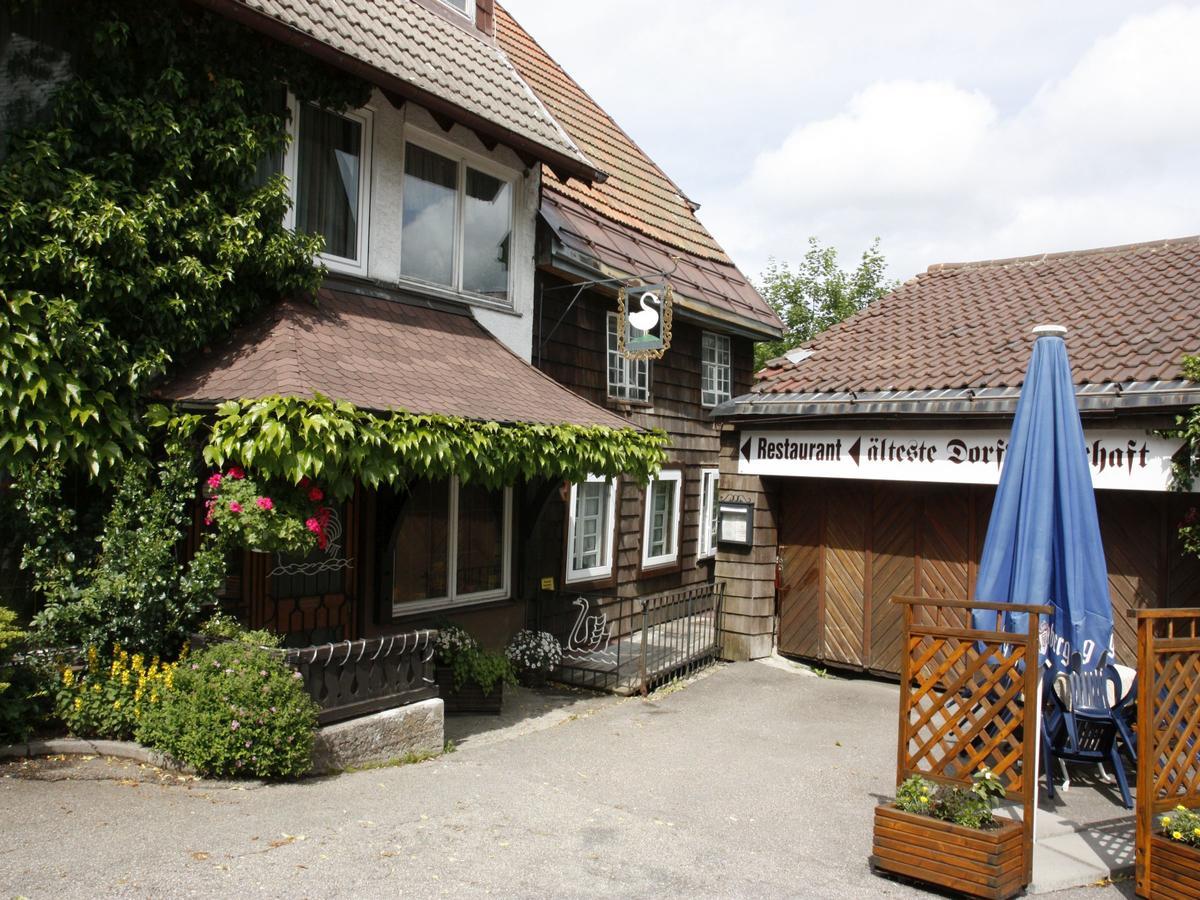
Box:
[0,738,197,775]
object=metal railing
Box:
[534,582,724,695]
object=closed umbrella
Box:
[972,325,1114,672]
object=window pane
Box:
[393,480,450,605]
[650,480,676,557]
[572,482,609,571]
[456,482,505,596]
[402,143,458,286]
[462,167,511,300]
[296,105,362,260]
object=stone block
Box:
[720,631,774,661]
[310,699,444,774]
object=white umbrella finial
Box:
[1033,324,1068,338]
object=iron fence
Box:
[534,582,724,695]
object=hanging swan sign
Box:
[617,283,673,360]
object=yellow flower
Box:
[1194,827,1200,837]
[87,646,99,671]
[73,697,83,712]
[92,684,100,694]
[121,670,131,686]
[62,668,74,686]
[1173,831,1183,840]
[919,795,928,803]
[150,691,159,704]
[1178,805,1188,812]
[131,653,144,673]
[113,700,122,710]
[1161,817,1172,828]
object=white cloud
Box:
[706,3,1200,281]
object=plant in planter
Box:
[872,767,1025,900]
[203,469,329,554]
[505,630,562,688]
[434,625,515,715]
[1148,805,1200,896]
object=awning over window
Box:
[159,287,636,430]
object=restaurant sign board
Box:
[737,428,1184,492]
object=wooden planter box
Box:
[871,804,1026,899]
[1148,833,1200,899]
[435,666,503,716]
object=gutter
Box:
[192,0,604,185]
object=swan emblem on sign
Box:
[627,291,660,333]
[564,596,616,663]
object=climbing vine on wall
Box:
[154,395,669,500]
[1173,355,1200,556]
[0,0,370,478]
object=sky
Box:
[502,1,1200,285]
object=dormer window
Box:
[438,0,475,18]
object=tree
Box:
[754,237,898,370]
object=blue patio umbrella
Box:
[972,325,1114,672]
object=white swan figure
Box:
[565,597,614,661]
[627,291,660,333]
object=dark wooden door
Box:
[777,483,823,660]
[822,485,869,666]
[866,485,918,674]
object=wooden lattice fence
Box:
[1135,609,1200,897]
[893,596,1051,889]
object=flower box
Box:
[435,666,503,716]
[1148,832,1200,899]
[871,804,1026,899]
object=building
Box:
[493,10,781,622]
[714,237,1200,668]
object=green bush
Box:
[137,641,317,778]
[0,606,51,743]
[435,624,515,695]
[53,645,180,740]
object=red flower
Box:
[308,486,324,502]
[228,501,243,514]
[305,517,321,534]
[255,497,274,511]
[227,466,245,480]
[299,477,311,488]
[206,472,222,490]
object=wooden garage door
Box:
[778,483,823,660]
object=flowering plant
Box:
[434,624,515,695]
[203,469,329,554]
[893,767,1006,830]
[55,644,183,740]
[505,630,562,675]
[1159,805,1200,848]
[435,625,481,666]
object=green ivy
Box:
[1173,355,1200,556]
[0,0,369,479]
[154,395,669,499]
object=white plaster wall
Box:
[362,89,539,361]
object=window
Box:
[282,99,373,275]
[607,312,650,402]
[642,470,682,569]
[401,139,514,303]
[701,332,732,407]
[438,0,475,17]
[565,476,617,584]
[391,478,511,614]
[698,469,719,559]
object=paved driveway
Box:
[0,661,1127,899]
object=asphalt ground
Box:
[0,661,1129,899]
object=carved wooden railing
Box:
[893,596,1051,889]
[282,630,438,725]
[1135,609,1200,896]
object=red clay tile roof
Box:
[160,288,637,429]
[755,236,1200,395]
[200,0,596,179]
[495,5,781,336]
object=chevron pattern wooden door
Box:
[823,485,869,666]
[866,485,918,674]
[778,484,823,660]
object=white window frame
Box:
[698,468,719,559]
[641,469,683,570]
[282,94,374,278]
[392,478,512,616]
[606,311,650,402]
[397,128,518,307]
[565,475,618,585]
[438,0,476,18]
[701,331,732,407]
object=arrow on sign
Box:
[741,438,752,462]
[848,437,862,467]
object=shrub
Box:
[202,469,325,555]
[1160,805,1200,848]
[0,606,51,743]
[435,624,515,695]
[198,612,281,649]
[137,641,317,779]
[54,645,181,740]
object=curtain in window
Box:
[401,142,457,286]
[296,104,361,261]
[456,482,504,595]
[392,480,450,605]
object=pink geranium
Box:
[227,465,245,480]
[206,472,222,490]
[308,486,324,502]
[305,517,321,534]
[255,496,274,511]
[228,501,243,514]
